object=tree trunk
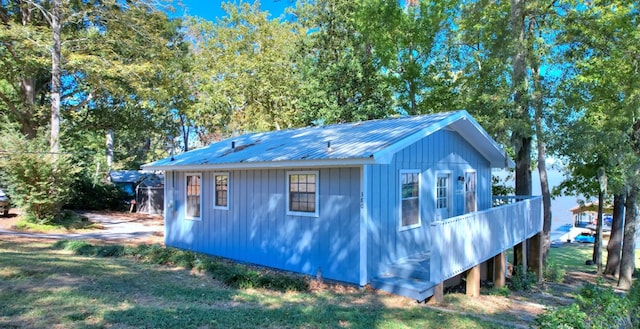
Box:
[593,190,604,275]
[50,0,62,155]
[106,130,114,168]
[510,0,531,197]
[531,45,551,264]
[510,0,531,277]
[604,193,625,277]
[618,186,637,289]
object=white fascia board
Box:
[449,116,515,168]
[141,157,374,171]
[372,111,467,164]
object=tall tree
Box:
[185,1,304,135]
[556,0,639,286]
[295,0,393,124]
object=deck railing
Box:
[429,196,542,284]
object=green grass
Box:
[0,240,503,329]
[14,211,100,232]
[548,243,640,273]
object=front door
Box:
[465,171,477,213]
[436,172,451,220]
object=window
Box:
[400,171,421,229]
[185,173,201,219]
[214,173,229,210]
[287,171,319,217]
[436,175,449,209]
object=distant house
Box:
[109,170,164,215]
[143,110,541,301]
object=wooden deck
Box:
[371,196,542,301]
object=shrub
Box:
[508,266,537,291]
[535,283,632,328]
[0,129,80,224]
[629,279,640,327]
[66,173,129,211]
[544,261,566,283]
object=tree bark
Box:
[618,186,637,289]
[510,0,531,198]
[106,130,114,168]
[50,0,62,155]
[593,190,604,275]
[531,43,551,264]
[604,193,625,277]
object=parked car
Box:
[575,232,595,243]
[0,188,10,216]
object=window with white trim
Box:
[185,173,201,219]
[213,173,229,210]
[400,171,421,229]
[287,171,319,217]
[436,175,449,209]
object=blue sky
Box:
[177,0,294,21]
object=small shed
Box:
[109,170,164,215]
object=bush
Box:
[629,279,640,327]
[544,261,566,283]
[66,173,129,211]
[535,283,632,328]
[0,129,80,224]
[508,266,537,291]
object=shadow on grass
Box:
[0,240,510,329]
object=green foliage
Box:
[66,173,129,211]
[508,266,537,291]
[0,130,80,224]
[51,240,310,292]
[629,279,640,327]
[294,0,394,125]
[535,283,632,329]
[544,261,566,283]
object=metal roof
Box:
[143,110,513,171]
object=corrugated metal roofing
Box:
[143,110,512,170]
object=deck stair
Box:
[370,254,437,301]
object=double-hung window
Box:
[213,173,229,210]
[287,171,319,217]
[400,170,421,229]
[185,173,201,219]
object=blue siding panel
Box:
[164,167,361,284]
[365,129,494,281]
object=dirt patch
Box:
[0,209,164,246]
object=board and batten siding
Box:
[365,129,492,279]
[164,167,361,284]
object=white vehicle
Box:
[0,188,10,216]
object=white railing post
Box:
[430,223,443,283]
[429,196,542,285]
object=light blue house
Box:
[143,110,541,300]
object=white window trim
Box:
[435,170,452,217]
[286,170,319,217]
[399,169,422,231]
[213,172,230,210]
[185,172,202,221]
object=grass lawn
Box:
[548,242,640,273]
[0,239,505,329]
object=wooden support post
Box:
[493,252,506,288]
[528,233,543,282]
[466,265,481,297]
[514,241,527,275]
[428,282,444,304]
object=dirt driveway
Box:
[0,210,164,245]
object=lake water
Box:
[494,168,640,248]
